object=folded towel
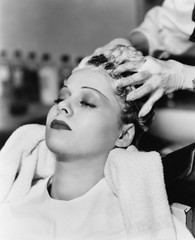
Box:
[0,124,194,239]
[105,146,176,240]
[0,124,55,202]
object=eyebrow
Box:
[81,86,109,101]
[63,85,109,101]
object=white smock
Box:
[0,177,126,240]
[131,0,195,55]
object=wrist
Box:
[128,32,149,55]
[182,64,195,90]
[166,60,194,91]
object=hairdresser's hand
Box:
[75,38,137,71]
[94,38,132,56]
[115,57,192,117]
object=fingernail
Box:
[138,108,146,118]
[138,106,150,118]
[127,94,135,101]
[138,112,144,118]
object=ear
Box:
[115,123,135,148]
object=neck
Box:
[51,154,108,201]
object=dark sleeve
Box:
[189,4,195,42]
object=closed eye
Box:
[80,101,96,108]
[54,98,64,104]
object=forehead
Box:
[66,69,115,93]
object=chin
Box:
[46,140,58,154]
[46,136,63,154]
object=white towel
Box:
[105,146,176,240]
[0,124,55,202]
[0,124,194,239]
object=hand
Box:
[114,57,187,117]
[93,38,132,57]
[74,37,142,72]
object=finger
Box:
[94,38,130,55]
[108,38,131,47]
[158,51,170,60]
[138,89,164,117]
[114,62,136,73]
[94,47,112,58]
[94,47,103,55]
[93,45,114,57]
[117,71,152,88]
[110,48,122,58]
[126,83,154,101]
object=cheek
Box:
[84,111,120,141]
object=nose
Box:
[57,99,73,116]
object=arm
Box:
[127,6,163,55]
[127,31,149,56]
[158,44,195,66]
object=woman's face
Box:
[46,68,122,159]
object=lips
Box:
[50,119,72,131]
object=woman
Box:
[0,44,193,240]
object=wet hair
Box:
[75,45,154,147]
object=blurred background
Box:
[0,0,194,155]
[0,0,158,60]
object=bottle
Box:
[38,53,59,106]
[10,49,27,115]
[24,51,39,102]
